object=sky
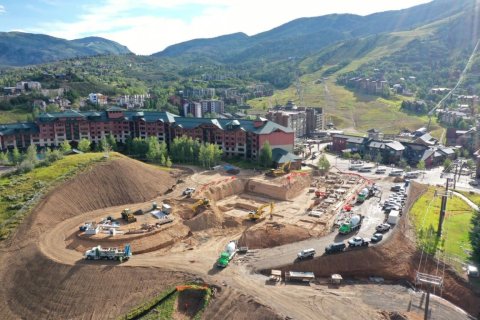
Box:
[0,0,433,55]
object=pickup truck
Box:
[348,237,370,248]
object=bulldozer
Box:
[121,208,137,223]
[248,202,274,221]
[266,161,291,177]
[191,198,210,212]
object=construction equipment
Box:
[217,240,237,268]
[248,202,274,221]
[266,161,291,177]
[338,214,363,235]
[191,198,210,212]
[84,244,132,262]
[121,209,137,223]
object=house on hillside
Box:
[414,133,437,147]
[331,134,368,154]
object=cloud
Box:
[28,0,432,55]
[0,5,5,14]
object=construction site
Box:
[0,155,479,320]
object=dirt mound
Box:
[203,286,282,320]
[0,245,190,319]
[246,174,311,201]
[6,157,177,248]
[0,156,187,319]
[203,178,247,201]
[238,222,312,249]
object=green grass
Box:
[409,186,474,262]
[141,291,178,320]
[248,75,435,134]
[0,109,31,123]
[0,152,111,239]
[457,190,480,207]
[122,285,212,320]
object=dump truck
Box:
[121,209,137,223]
[217,240,237,268]
[85,244,132,262]
[338,214,363,235]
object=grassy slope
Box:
[247,26,443,135]
[0,110,30,123]
[0,152,112,239]
[410,186,473,262]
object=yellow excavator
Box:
[191,198,210,212]
[266,161,291,177]
[248,202,274,221]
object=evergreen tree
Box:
[25,144,38,165]
[78,138,91,153]
[59,140,72,153]
[259,141,273,168]
[166,156,172,168]
[11,147,22,165]
[417,160,426,170]
[0,151,9,165]
[317,155,331,174]
[106,134,117,151]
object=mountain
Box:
[0,32,131,66]
[153,0,474,63]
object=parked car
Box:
[297,248,316,260]
[348,237,370,247]
[371,233,383,243]
[469,180,479,186]
[376,223,391,232]
[183,187,196,196]
[325,242,346,254]
[391,185,403,192]
[467,265,479,277]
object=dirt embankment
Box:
[238,222,313,249]
[271,182,480,317]
[0,157,190,320]
[246,174,311,201]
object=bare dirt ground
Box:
[0,157,478,320]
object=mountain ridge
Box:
[0,32,131,66]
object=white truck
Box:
[297,248,316,260]
[348,237,370,247]
[387,210,400,224]
[85,244,132,262]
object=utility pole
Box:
[416,273,442,320]
[437,178,450,237]
[424,286,430,320]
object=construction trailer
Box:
[84,244,132,262]
[285,271,315,283]
[248,202,274,221]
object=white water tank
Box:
[226,241,236,253]
[350,215,361,226]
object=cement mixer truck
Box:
[217,240,237,268]
[357,188,370,203]
[338,214,363,235]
